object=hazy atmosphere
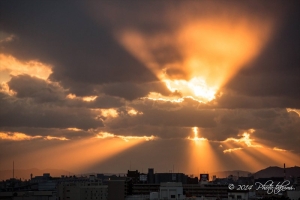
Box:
[0,1,299,176]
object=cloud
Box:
[286,108,300,117]
[44,136,69,141]
[0,54,52,82]
[0,132,42,141]
[273,147,287,152]
[99,81,170,101]
[0,32,16,44]
[222,7,300,106]
[95,131,155,142]
[0,92,104,130]
[8,74,65,103]
[223,148,243,153]
[211,89,300,109]
[0,131,68,141]
[0,1,299,173]
[0,1,157,99]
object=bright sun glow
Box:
[187,127,207,142]
[165,77,217,102]
[117,10,275,103]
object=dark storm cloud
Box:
[0,92,103,130]
[106,106,217,130]
[0,0,299,173]
[8,75,66,103]
[223,3,300,106]
[203,108,300,153]
[90,95,124,109]
[98,125,191,139]
[6,74,124,108]
[212,89,300,109]
[0,1,157,97]
[87,0,300,108]
[97,99,300,152]
[1,0,299,102]
[100,81,171,101]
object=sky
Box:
[0,1,299,176]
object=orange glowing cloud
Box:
[95,131,156,142]
[66,127,83,132]
[273,147,287,152]
[116,7,276,103]
[127,108,143,116]
[286,108,300,117]
[0,54,53,96]
[44,136,69,141]
[223,147,243,153]
[0,132,68,141]
[82,96,97,102]
[223,129,262,149]
[99,108,119,118]
[66,93,98,102]
[0,132,42,141]
[0,54,52,82]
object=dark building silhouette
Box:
[200,174,209,182]
[184,184,228,198]
[147,168,154,184]
[155,173,187,184]
[132,183,160,195]
[187,176,199,184]
[107,179,131,200]
[237,176,254,185]
[127,170,140,184]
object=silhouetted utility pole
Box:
[12,161,14,192]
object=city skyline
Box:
[0,1,299,175]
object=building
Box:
[160,182,185,200]
[132,183,160,195]
[228,190,249,200]
[58,181,108,200]
[183,184,228,199]
[0,191,57,200]
[148,169,155,184]
[127,170,140,184]
[287,190,300,200]
[155,173,187,184]
[107,179,131,200]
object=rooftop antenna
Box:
[12,161,15,192]
[284,163,286,180]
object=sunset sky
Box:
[0,1,299,175]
